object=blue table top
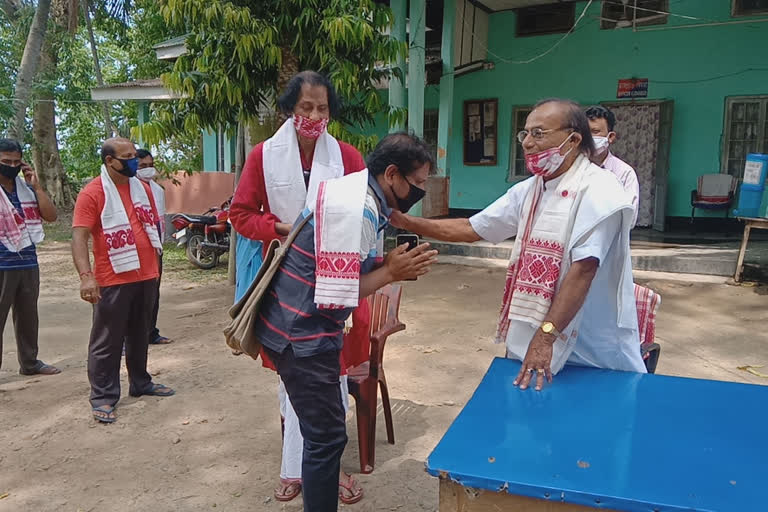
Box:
[426,357,768,512]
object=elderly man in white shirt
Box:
[391,98,646,392]
[585,105,640,228]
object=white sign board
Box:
[743,160,763,185]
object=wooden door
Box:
[601,100,674,230]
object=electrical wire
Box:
[458,0,746,66]
[652,67,768,84]
[599,0,711,22]
[0,98,122,104]
[459,0,595,65]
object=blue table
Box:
[426,357,767,512]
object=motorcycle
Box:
[171,198,231,269]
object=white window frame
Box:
[721,95,768,179]
[732,0,768,17]
[508,106,533,182]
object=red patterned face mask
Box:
[293,115,328,140]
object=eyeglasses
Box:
[517,127,572,144]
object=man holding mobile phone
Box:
[252,132,438,512]
[0,138,60,377]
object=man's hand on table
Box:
[514,331,554,391]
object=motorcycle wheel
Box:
[186,234,219,270]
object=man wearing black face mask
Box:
[72,138,173,424]
[248,132,437,512]
[0,138,59,377]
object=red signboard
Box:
[617,78,649,99]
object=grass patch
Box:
[40,213,74,244]
[38,212,230,285]
[162,242,230,284]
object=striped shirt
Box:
[0,184,38,270]
[253,174,390,358]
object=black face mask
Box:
[0,163,21,179]
[395,175,426,214]
[114,157,139,178]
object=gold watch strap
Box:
[541,321,561,338]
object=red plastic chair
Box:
[690,173,737,227]
[347,284,406,474]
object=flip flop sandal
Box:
[274,478,302,502]
[130,383,175,397]
[339,475,364,505]
[92,405,117,424]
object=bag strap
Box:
[282,211,314,248]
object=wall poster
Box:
[464,99,498,166]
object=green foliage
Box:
[1,0,202,184]
[54,20,133,181]
[146,0,407,154]
[0,6,33,139]
[124,0,177,80]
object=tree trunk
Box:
[81,0,112,138]
[276,46,300,123]
[1,0,22,19]
[10,0,52,141]
[226,48,299,283]
[31,38,74,208]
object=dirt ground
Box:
[2,240,767,512]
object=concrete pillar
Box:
[437,0,455,177]
[408,0,426,138]
[407,0,427,217]
[202,130,218,172]
[389,0,407,132]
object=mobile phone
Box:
[396,234,419,252]
[395,234,420,282]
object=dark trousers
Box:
[88,279,156,408]
[264,345,347,512]
[0,267,41,373]
[149,255,163,342]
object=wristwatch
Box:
[540,321,561,339]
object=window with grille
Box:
[721,97,768,179]
[516,3,575,37]
[508,106,533,181]
[600,0,668,30]
[732,0,768,16]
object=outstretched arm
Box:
[389,211,482,243]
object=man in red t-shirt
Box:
[72,138,175,424]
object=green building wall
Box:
[370,1,768,219]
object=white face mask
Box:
[137,166,158,181]
[593,133,613,155]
